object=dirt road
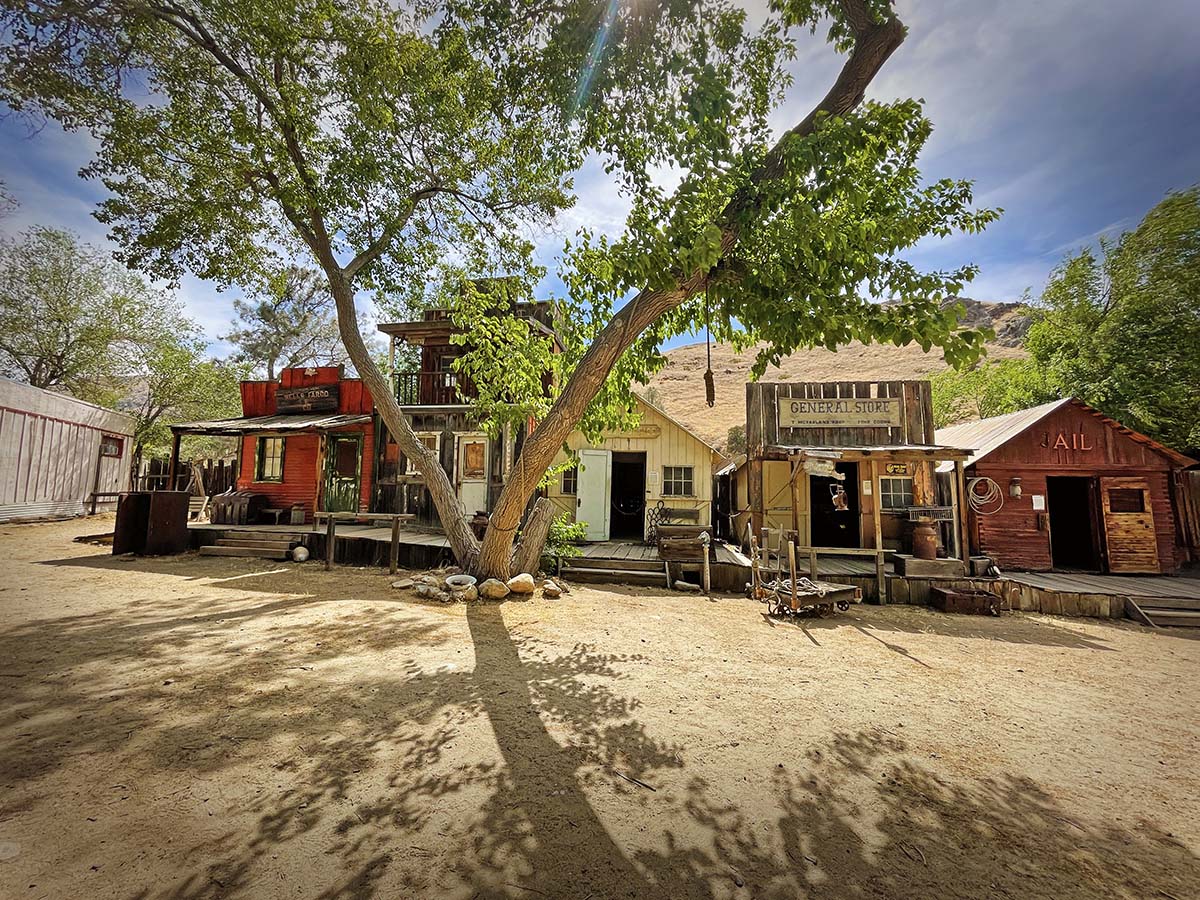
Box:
[1,517,1198,899]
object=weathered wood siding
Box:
[746,381,935,452]
[547,399,717,534]
[0,379,133,521]
[968,403,1184,571]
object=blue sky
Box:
[2,0,1199,355]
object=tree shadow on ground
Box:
[7,550,1199,899]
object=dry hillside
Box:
[646,300,1030,452]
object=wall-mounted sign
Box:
[277,384,339,413]
[1040,431,1094,451]
[1031,494,1046,511]
[779,397,902,429]
[885,463,909,475]
[801,457,843,479]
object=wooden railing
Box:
[393,370,461,405]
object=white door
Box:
[576,449,612,541]
[457,436,489,514]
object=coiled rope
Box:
[966,476,1005,515]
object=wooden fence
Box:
[136,457,238,495]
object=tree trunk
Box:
[321,265,483,571]
[510,496,555,577]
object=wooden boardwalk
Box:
[1006,570,1200,602]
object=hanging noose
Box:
[704,281,716,408]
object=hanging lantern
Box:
[831,484,850,512]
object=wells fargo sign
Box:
[276,384,339,413]
[779,397,902,429]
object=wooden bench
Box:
[188,496,210,521]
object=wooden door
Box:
[1099,476,1159,573]
[457,436,489,515]
[576,449,612,541]
[323,434,362,513]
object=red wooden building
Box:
[936,398,1195,573]
[171,367,375,523]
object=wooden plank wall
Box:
[746,381,935,452]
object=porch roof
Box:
[171,413,370,436]
[760,444,973,461]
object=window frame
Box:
[878,475,915,511]
[255,435,286,483]
[662,465,695,498]
[561,465,578,496]
[99,434,124,458]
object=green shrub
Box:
[541,515,588,572]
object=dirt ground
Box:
[2,517,1199,900]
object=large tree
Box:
[1,0,997,576]
[0,226,155,391]
[1023,188,1200,452]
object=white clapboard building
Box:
[0,378,134,522]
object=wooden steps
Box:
[561,555,668,587]
[1127,596,1200,628]
[197,529,308,561]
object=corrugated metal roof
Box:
[935,399,1071,469]
[171,413,370,435]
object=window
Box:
[1108,488,1145,513]
[561,466,578,495]
[879,476,914,510]
[437,354,457,389]
[416,433,440,453]
[663,465,694,497]
[255,436,285,482]
[99,435,123,458]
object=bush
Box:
[540,515,588,572]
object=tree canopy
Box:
[1,0,999,574]
[931,188,1200,452]
[224,267,347,380]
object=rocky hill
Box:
[644,300,1029,452]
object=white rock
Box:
[479,578,510,600]
[673,580,702,593]
[506,573,536,594]
[542,580,562,599]
[390,578,415,590]
[436,591,453,603]
[415,583,439,599]
[453,585,479,602]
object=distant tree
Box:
[1024,188,1200,450]
[930,358,1055,427]
[638,386,663,408]
[0,227,153,391]
[726,424,746,455]
[120,318,246,466]
[224,267,346,381]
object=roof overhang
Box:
[171,413,370,436]
[759,444,973,462]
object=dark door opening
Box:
[1047,476,1101,570]
[809,462,860,548]
[610,451,647,539]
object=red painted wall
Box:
[967,403,1184,571]
[234,368,376,521]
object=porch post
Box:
[326,513,337,571]
[749,455,764,540]
[955,460,970,562]
[167,431,182,491]
[871,463,886,603]
[390,515,401,575]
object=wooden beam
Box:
[871,463,886,603]
[326,513,336,571]
[789,459,801,544]
[390,516,401,575]
[167,432,182,491]
[749,456,764,539]
[955,460,970,561]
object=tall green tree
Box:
[0,226,154,392]
[931,357,1055,428]
[1024,188,1200,451]
[224,267,346,380]
[1,0,997,576]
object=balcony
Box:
[394,370,464,406]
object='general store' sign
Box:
[779,397,902,429]
[277,384,339,413]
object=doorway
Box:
[610,451,647,539]
[323,433,362,513]
[1047,476,1101,570]
[809,462,860,548]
